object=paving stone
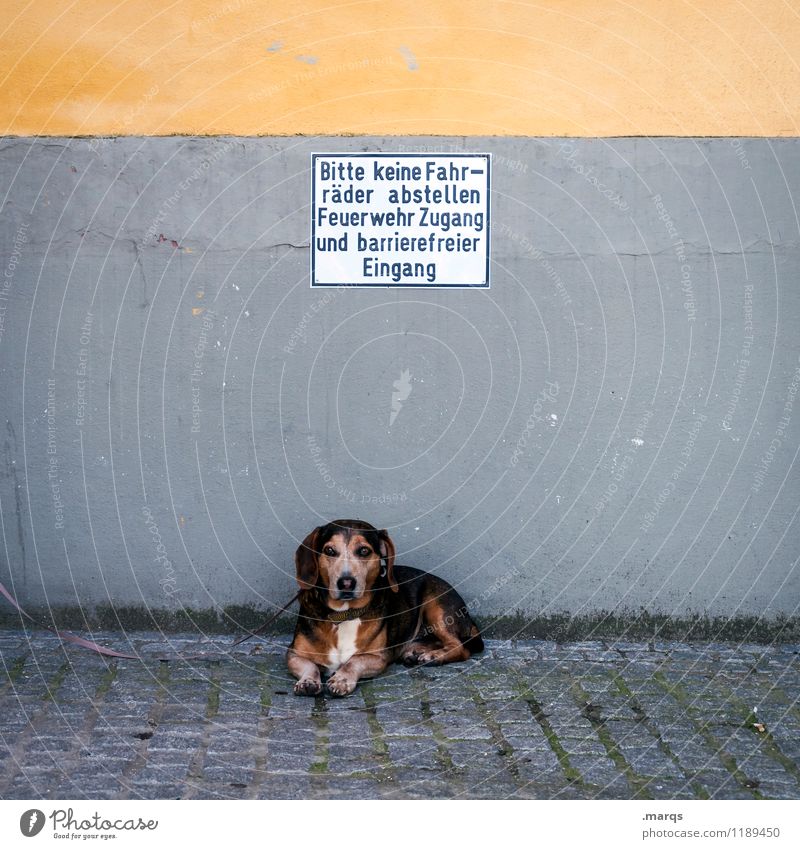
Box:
[251,776,313,799]
[754,779,800,799]
[321,778,384,799]
[398,775,461,798]
[127,781,185,799]
[568,754,627,786]
[386,737,440,770]
[448,739,502,767]
[440,721,494,740]
[642,778,697,799]
[1,630,797,799]
[460,779,521,798]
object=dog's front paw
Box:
[414,651,444,666]
[294,678,322,696]
[325,672,357,697]
[402,647,442,666]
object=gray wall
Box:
[1,136,798,625]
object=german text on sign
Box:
[311,153,491,288]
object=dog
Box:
[287,519,484,697]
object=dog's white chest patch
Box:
[327,619,360,671]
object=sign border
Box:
[310,152,491,289]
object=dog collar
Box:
[327,602,381,623]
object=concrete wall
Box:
[1,136,798,625]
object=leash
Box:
[0,580,139,659]
[231,591,300,645]
[0,579,300,659]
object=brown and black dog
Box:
[287,519,483,697]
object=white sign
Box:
[311,153,491,288]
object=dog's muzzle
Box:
[335,575,357,599]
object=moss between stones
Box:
[0,605,798,643]
[652,671,764,799]
[308,694,330,775]
[360,681,393,766]
[42,661,71,702]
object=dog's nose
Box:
[336,575,356,592]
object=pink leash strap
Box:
[0,580,139,659]
[1,580,299,659]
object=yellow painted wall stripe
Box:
[2,0,799,137]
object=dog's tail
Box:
[463,624,484,655]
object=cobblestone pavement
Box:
[1,630,799,800]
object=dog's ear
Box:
[295,527,322,590]
[378,529,398,592]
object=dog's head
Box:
[294,519,397,601]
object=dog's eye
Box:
[323,546,337,556]
[357,547,372,557]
